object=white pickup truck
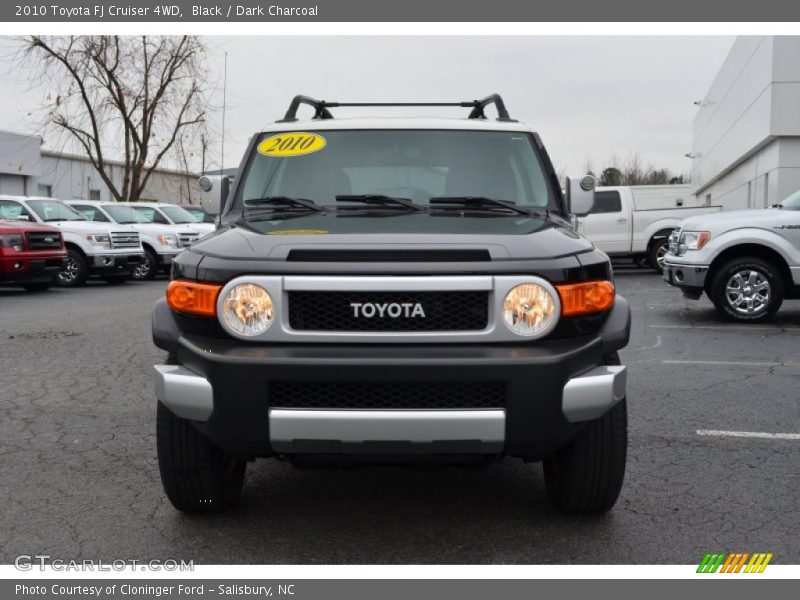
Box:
[576,185,722,271]
[663,190,800,322]
[66,200,201,280]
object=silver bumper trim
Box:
[153,365,213,422]
[562,365,627,422]
[269,409,505,454]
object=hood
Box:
[0,219,60,234]
[679,208,784,231]
[48,220,138,235]
[124,223,200,236]
[191,212,593,261]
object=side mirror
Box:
[197,175,231,217]
[17,214,31,221]
[565,174,596,217]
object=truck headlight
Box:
[85,234,111,249]
[677,231,711,255]
[502,282,557,337]
[221,283,274,336]
[0,234,24,252]
[157,233,180,248]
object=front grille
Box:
[25,231,62,250]
[110,231,140,249]
[287,249,491,262]
[178,232,200,247]
[288,291,489,332]
[270,381,506,409]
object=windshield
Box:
[235,130,556,210]
[182,206,207,222]
[159,205,196,224]
[780,190,800,211]
[27,200,85,222]
[103,205,148,224]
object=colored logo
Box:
[257,132,327,157]
[697,552,773,573]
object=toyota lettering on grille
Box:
[350,302,426,319]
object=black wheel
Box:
[57,248,89,287]
[157,401,246,513]
[103,274,129,285]
[709,256,784,322]
[131,247,158,280]
[22,282,52,292]
[543,353,627,515]
[648,238,669,273]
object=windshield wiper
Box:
[429,196,548,217]
[336,194,427,212]
[244,196,325,213]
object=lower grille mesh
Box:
[269,381,506,410]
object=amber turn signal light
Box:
[166,280,222,317]
[556,280,615,317]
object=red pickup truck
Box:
[0,219,67,291]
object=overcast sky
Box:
[0,36,734,176]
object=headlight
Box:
[677,231,711,255]
[0,234,24,252]
[501,282,557,337]
[221,283,274,336]
[157,233,180,248]
[85,234,111,249]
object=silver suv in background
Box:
[663,190,800,321]
[66,201,201,280]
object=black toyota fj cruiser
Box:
[153,95,631,515]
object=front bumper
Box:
[88,252,145,274]
[155,250,182,266]
[0,255,67,284]
[663,258,709,294]
[151,296,631,460]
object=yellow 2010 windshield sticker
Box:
[267,229,329,235]
[257,132,326,157]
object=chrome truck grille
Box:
[110,232,141,249]
[668,228,681,255]
[178,232,200,247]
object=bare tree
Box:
[22,35,209,202]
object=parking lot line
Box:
[697,429,800,440]
[662,359,796,367]
[650,324,800,332]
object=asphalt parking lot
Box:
[1,269,798,565]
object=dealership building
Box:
[691,36,800,209]
[0,130,197,203]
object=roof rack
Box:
[278,94,516,123]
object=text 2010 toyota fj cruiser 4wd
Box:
[152,95,631,515]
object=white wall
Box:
[691,36,800,207]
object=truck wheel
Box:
[543,353,627,515]
[709,257,783,322]
[57,249,89,287]
[648,239,669,273]
[132,248,158,281]
[22,282,52,292]
[156,401,246,513]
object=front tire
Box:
[648,239,669,273]
[543,353,627,515]
[156,401,246,513]
[132,247,158,281]
[57,248,89,287]
[709,257,783,322]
